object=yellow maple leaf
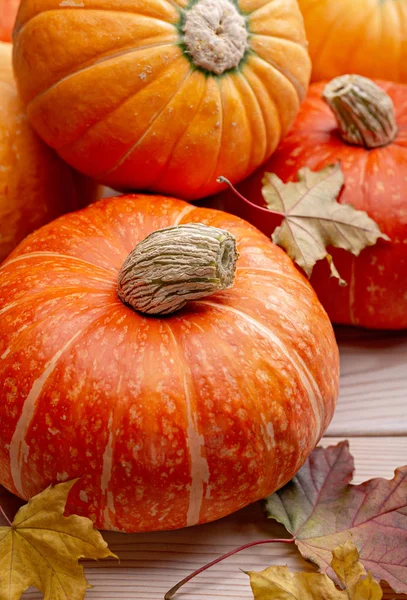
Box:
[248,541,382,600]
[0,480,117,600]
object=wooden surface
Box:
[16,328,407,599]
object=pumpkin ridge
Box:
[164,320,209,528]
[49,51,184,156]
[237,72,269,167]
[245,0,290,19]
[393,0,403,82]
[254,52,305,102]
[250,32,308,51]
[15,6,180,38]
[8,300,121,498]
[197,300,324,441]
[103,67,194,179]
[25,39,179,114]
[242,59,284,147]
[2,252,117,276]
[236,267,311,291]
[0,288,115,320]
[200,78,224,190]
[306,0,348,62]
[226,76,257,176]
[150,76,210,190]
[172,203,198,226]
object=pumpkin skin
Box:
[0,195,339,532]
[0,42,98,264]
[222,80,407,330]
[0,0,19,41]
[298,0,407,83]
[12,0,311,200]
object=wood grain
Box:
[18,436,407,600]
[327,328,407,436]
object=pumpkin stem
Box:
[117,223,238,316]
[182,0,249,75]
[323,75,397,149]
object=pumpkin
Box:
[0,41,98,264]
[0,0,19,41]
[0,194,339,532]
[297,0,407,83]
[12,0,311,200]
[215,75,407,330]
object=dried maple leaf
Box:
[263,442,407,594]
[247,540,383,600]
[261,164,390,284]
[0,480,117,600]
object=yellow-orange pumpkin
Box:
[298,0,407,83]
[0,42,97,264]
[0,0,19,41]
[0,194,338,532]
[12,0,311,200]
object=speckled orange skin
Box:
[0,0,19,41]
[298,0,407,83]
[0,195,339,532]
[0,42,98,264]
[233,81,407,330]
[12,0,311,200]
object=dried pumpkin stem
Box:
[117,223,238,315]
[183,0,249,75]
[323,74,398,149]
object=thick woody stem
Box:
[117,223,238,315]
[323,75,398,149]
[183,0,248,75]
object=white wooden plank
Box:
[19,437,407,600]
[327,328,407,436]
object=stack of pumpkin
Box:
[0,0,405,533]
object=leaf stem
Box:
[164,537,295,599]
[217,176,285,218]
[0,503,12,527]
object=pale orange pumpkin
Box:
[0,42,97,264]
[12,0,311,200]
[298,0,407,83]
[0,194,339,532]
[0,0,19,41]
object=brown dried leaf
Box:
[262,164,389,284]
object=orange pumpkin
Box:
[298,0,407,83]
[0,0,19,41]
[0,41,98,264]
[214,76,407,330]
[12,0,311,200]
[0,194,338,532]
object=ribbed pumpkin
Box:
[0,0,19,41]
[216,76,407,330]
[0,195,339,532]
[12,0,311,200]
[0,41,97,264]
[298,0,407,83]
